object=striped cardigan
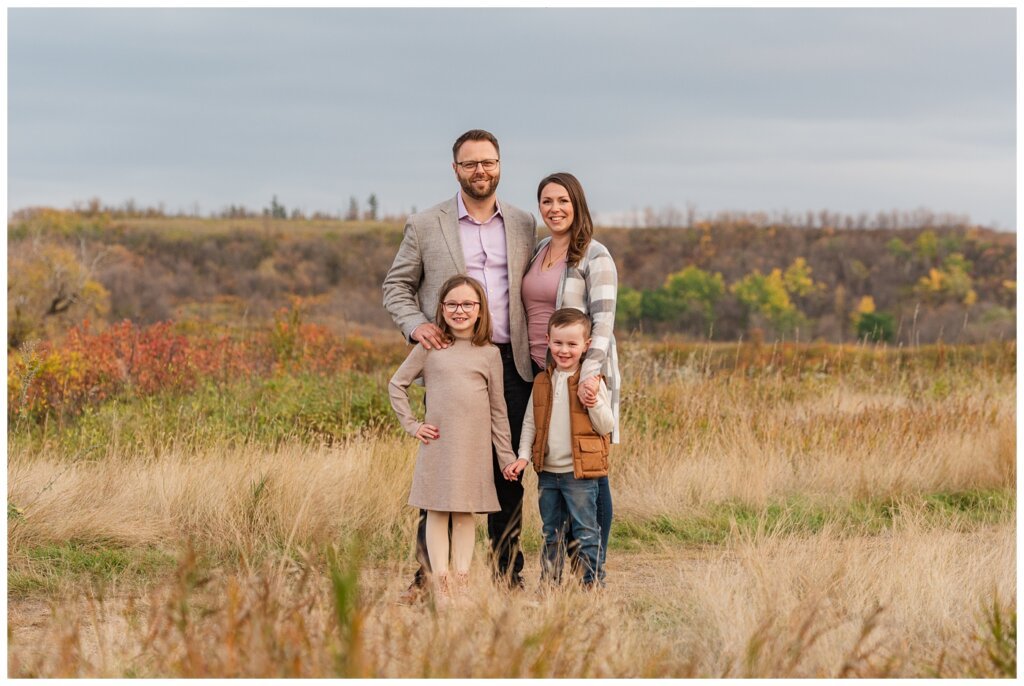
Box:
[529,237,621,443]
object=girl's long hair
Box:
[537,172,594,268]
[435,274,492,346]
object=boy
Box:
[503,308,614,588]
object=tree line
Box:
[6,208,1016,349]
[30,194,393,223]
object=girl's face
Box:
[441,283,481,339]
[539,182,574,236]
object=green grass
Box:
[609,489,1015,549]
[13,370,406,456]
[515,489,1014,554]
[922,490,1014,522]
[10,541,178,598]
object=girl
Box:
[388,275,518,601]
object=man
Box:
[382,129,536,594]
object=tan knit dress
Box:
[389,339,517,513]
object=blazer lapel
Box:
[503,201,531,280]
[438,197,467,273]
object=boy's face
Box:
[546,322,590,372]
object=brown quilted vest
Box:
[530,366,610,479]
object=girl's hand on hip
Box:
[415,424,440,444]
[578,377,599,408]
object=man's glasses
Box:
[442,301,481,313]
[455,159,499,172]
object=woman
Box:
[521,171,620,581]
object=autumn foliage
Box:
[8,310,407,424]
[6,209,1016,351]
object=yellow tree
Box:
[731,268,802,337]
[782,257,817,297]
[914,252,976,306]
[8,239,110,348]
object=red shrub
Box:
[8,311,408,424]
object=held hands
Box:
[577,376,600,408]
[412,322,449,350]
[414,423,440,444]
[502,459,529,481]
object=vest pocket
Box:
[575,436,608,476]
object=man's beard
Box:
[459,172,499,201]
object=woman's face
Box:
[440,283,481,338]
[539,183,574,236]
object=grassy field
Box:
[6,339,1016,677]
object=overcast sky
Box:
[7,8,1017,230]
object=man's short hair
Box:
[453,129,500,161]
[547,308,591,338]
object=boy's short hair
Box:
[547,308,591,338]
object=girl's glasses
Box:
[442,301,480,313]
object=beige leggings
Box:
[425,510,476,577]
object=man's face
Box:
[453,140,500,201]
[546,322,590,372]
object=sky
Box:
[7,8,1018,230]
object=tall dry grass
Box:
[7,343,1016,677]
[615,350,1014,516]
[8,438,414,559]
[9,352,1013,554]
[8,518,1014,677]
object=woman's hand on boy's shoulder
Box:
[502,459,529,481]
[414,423,440,444]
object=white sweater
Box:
[517,368,614,473]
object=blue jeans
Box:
[537,471,602,586]
[565,476,612,582]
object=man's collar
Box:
[456,192,503,221]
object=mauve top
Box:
[521,243,565,368]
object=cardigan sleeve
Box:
[586,379,615,436]
[580,247,618,382]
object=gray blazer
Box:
[382,195,537,382]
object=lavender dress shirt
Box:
[457,193,511,344]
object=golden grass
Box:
[8,438,415,556]
[9,360,1014,546]
[7,346,1016,677]
[8,519,1013,677]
